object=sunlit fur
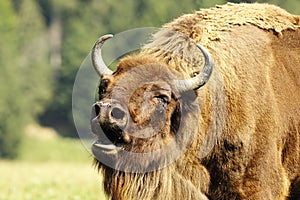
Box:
[94,3,300,200]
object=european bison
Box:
[90,3,300,200]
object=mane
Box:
[140,2,300,84]
[142,29,204,79]
[166,3,300,45]
[199,3,300,32]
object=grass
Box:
[0,161,107,200]
[17,132,91,163]
[0,124,108,200]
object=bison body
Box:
[91,3,300,200]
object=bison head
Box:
[90,34,213,173]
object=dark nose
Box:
[92,101,127,128]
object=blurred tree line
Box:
[0,0,299,158]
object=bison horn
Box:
[92,34,114,76]
[174,44,214,93]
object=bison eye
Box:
[153,98,169,117]
[154,95,170,104]
[98,79,109,98]
[154,95,170,113]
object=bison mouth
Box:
[91,119,124,154]
[92,139,121,152]
[91,124,169,154]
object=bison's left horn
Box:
[92,34,114,76]
[174,44,213,93]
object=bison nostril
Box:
[92,103,101,117]
[95,104,100,116]
[111,107,125,120]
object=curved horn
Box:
[174,44,214,93]
[92,34,114,76]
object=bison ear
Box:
[170,99,181,134]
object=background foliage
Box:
[0,0,299,158]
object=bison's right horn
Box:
[92,34,114,76]
[174,44,214,93]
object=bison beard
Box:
[90,3,300,200]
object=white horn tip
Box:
[95,34,114,47]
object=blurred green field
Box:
[0,125,108,200]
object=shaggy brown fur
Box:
[93,3,300,200]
